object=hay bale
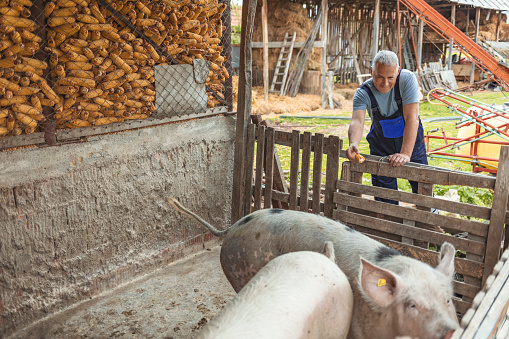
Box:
[252,0,321,71]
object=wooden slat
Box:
[56,107,228,141]
[346,156,496,189]
[0,132,45,150]
[334,193,489,238]
[337,180,491,220]
[312,133,324,214]
[243,124,256,215]
[253,125,265,211]
[361,234,485,279]
[334,210,486,256]
[289,130,300,210]
[461,251,509,338]
[274,130,334,154]
[264,127,275,209]
[482,146,509,285]
[257,186,326,212]
[474,274,509,338]
[300,132,311,212]
[324,136,341,218]
[454,281,482,300]
[454,298,474,317]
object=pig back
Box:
[198,251,353,339]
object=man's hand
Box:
[388,153,410,167]
[346,144,360,162]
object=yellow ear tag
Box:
[377,279,386,287]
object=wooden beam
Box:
[496,10,502,42]
[321,0,328,108]
[417,18,424,69]
[262,0,268,101]
[470,7,480,85]
[251,41,325,48]
[397,0,402,62]
[231,0,257,223]
[372,0,380,60]
[447,4,455,70]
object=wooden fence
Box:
[241,123,509,317]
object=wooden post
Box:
[470,7,480,85]
[483,146,509,285]
[324,136,341,218]
[231,0,257,223]
[243,124,256,214]
[321,0,329,108]
[262,0,268,101]
[417,18,424,70]
[447,4,455,71]
[289,130,300,210]
[264,128,275,209]
[496,11,502,42]
[397,0,401,63]
[466,7,470,35]
[372,0,380,61]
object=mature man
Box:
[346,50,427,204]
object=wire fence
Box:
[0,0,233,147]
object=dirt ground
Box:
[8,244,235,339]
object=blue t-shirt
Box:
[352,69,420,119]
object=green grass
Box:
[265,91,507,200]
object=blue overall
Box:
[362,72,427,204]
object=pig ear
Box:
[436,242,455,279]
[360,258,404,308]
[323,241,335,262]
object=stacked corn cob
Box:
[45,0,228,129]
[0,0,49,136]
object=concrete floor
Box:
[8,244,235,339]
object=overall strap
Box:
[360,84,383,120]
[394,69,402,108]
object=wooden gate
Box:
[240,122,509,317]
[241,123,342,217]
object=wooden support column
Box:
[397,0,401,63]
[470,7,480,85]
[496,11,502,42]
[483,146,509,285]
[321,0,329,108]
[417,18,424,69]
[231,0,257,223]
[372,0,380,60]
[262,0,268,101]
[447,4,455,70]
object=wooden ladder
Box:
[270,32,297,96]
[402,33,415,71]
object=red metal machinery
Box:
[425,89,509,174]
[400,0,509,91]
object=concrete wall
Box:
[0,116,236,337]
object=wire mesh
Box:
[0,0,233,144]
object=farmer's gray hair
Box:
[373,50,399,68]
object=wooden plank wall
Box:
[243,125,341,216]
[335,151,509,317]
[327,3,414,84]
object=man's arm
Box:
[388,102,419,166]
[346,109,366,162]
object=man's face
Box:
[370,63,399,93]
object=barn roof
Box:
[444,0,509,11]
